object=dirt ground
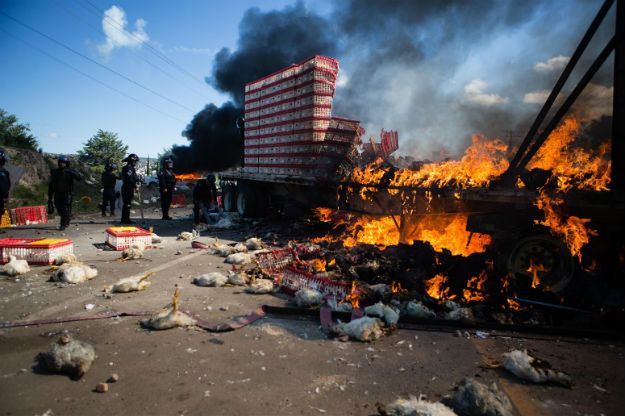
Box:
[0,208,623,416]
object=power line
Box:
[0,10,196,114]
[81,0,210,90]
[60,0,211,101]
[0,26,186,123]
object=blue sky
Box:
[0,0,614,161]
[0,0,314,157]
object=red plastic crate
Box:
[9,206,48,225]
[256,248,299,281]
[171,194,187,207]
[280,266,350,299]
[0,238,73,265]
[105,226,152,251]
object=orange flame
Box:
[309,258,327,273]
[462,269,487,302]
[390,281,408,294]
[344,280,360,309]
[314,207,334,223]
[176,173,203,181]
[425,274,455,301]
[527,260,548,289]
[534,191,598,262]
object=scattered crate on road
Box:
[256,248,299,281]
[280,266,350,299]
[105,226,152,251]
[9,206,48,225]
[0,238,73,265]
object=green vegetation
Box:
[0,109,39,150]
[77,130,128,173]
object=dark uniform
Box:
[48,156,81,230]
[193,176,218,225]
[0,149,10,217]
[157,158,176,220]
[121,154,140,224]
[101,163,119,216]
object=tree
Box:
[77,129,128,172]
[0,109,39,150]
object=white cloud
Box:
[49,132,58,139]
[168,46,213,55]
[335,71,349,88]
[97,6,149,57]
[463,79,509,106]
[534,55,570,73]
[523,90,550,104]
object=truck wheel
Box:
[236,185,258,217]
[222,186,237,212]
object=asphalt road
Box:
[1,208,623,415]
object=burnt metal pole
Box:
[503,0,615,180]
[518,37,616,169]
[612,0,625,203]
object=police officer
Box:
[0,149,10,217]
[48,155,81,230]
[120,153,140,224]
[157,157,176,220]
[192,174,218,225]
[101,161,119,217]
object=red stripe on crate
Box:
[245,127,359,140]
[245,104,332,122]
[244,79,335,105]
[246,116,333,132]
[244,163,318,168]
[244,139,353,149]
[255,150,348,158]
[245,55,338,87]
[245,66,337,95]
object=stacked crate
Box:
[243,55,360,178]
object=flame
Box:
[507,298,522,311]
[310,258,327,273]
[462,269,487,302]
[425,274,455,301]
[527,260,548,289]
[534,191,598,262]
[390,281,408,294]
[343,215,399,248]
[314,207,334,223]
[328,258,336,267]
[176,173,203,181]
[528,117,611,192]
[344,280,360,309]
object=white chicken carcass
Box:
[225,252,253,265]
[233,242,248,253]
[401,300,437,319]
[294,288,323,308]
[140,286,196,330]
[50,262,98,284]
[244,278,274,294]
[212,239,237,257]
[1,255,30,276]
[111,272,154,293]
[502,349,572,387]
[193,272,228,287]
[36,334,96,380]
[364,302,400,327]
[177,229,199,241]
[120,241,145,261]
[227,270,249,286]
[151,233,162,244]
[245,237,263,250]
[449,378,513,416]
[332,316,384,342]
[383,395,457,416]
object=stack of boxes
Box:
[243,55,360,178]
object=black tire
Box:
[236,184,258,217]
[222,186,237,212]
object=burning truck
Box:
[220,0,623,319]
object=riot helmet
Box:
[57,154,70,168]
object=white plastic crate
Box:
[0,238,74,265]
[105,226,152,251]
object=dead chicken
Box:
[449,378,513,416]
[401,301,437,319]
[35,334,95,380]
[227,270,249,286]
[54,253,78,265]
[120,242,145,261]
[380,395,456,416]
[1,255,30,276]
[234,242,248,253]
[177,229,199,241]
[212,240,237,257]
[245,237,263,250]
[50,262,98,284]
[193,272,228,287]
[332,316,384,342]
[111,272,154,293]
[244,278,274,294]
[294,288,323,308]
[365,302,400,327]
[140,286,196,330]
[225,252,253,265]
[502,349,572,387]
